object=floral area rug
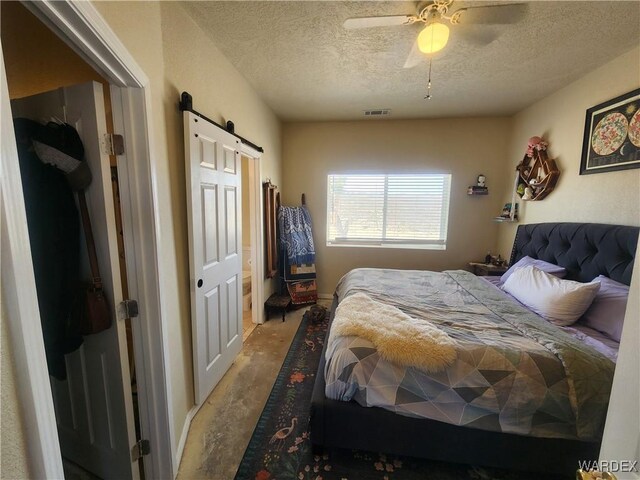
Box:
[234,306,566,480]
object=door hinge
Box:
[104,133,125,156]
[117,299,139,320]
[131,439,150,461]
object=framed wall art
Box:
[580,88,640,175]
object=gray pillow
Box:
[580,275,629,343]
[500,255,567,284]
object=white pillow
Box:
[500,255,567,283]
[501,265,601,326]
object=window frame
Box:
[325,172,452,250]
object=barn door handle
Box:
[197,279,203,288]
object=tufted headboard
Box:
[509,223,639,286]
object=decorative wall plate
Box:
[591,112,628,155]
[628,109,640,147]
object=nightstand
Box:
[468,262,508,277]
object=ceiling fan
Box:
[344,1,528,68]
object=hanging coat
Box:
[14,118,84,380]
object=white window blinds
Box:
[326,173,451,249]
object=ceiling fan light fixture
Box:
[417,21,449,54]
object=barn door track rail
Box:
[178,91,264,153]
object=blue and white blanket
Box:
[278,206,315,265]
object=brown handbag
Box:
[74,190,112,335]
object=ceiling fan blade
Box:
[455,25,499,46]
[452,4,528,25]
[403,41,425,69]
[343,15,417,29]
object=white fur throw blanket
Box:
[330,293,458,373]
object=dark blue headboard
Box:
[510,223,639,285]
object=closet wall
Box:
[1,2,108,100]
[1,1,130,308]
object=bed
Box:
[310,222,638,475]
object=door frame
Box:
[1,44,63,479]
[1,1,174,478]
[241,144,265,325]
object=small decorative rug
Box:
[235,306,566,480]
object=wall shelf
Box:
[467,186,488,195]
[516,149,560,201]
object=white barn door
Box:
[184,111,243,405]
[10,82,138,479]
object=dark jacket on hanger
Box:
[14,118,84,380]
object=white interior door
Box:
[11,81,139,480]
[184,111,243,405]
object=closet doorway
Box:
[11,81,140,480]
[0,1,174,478]
[1,2,153,478]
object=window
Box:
[326,173,451,249]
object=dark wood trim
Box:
[263,181,278,279]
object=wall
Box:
[1,2,107,99]
[496,47,640,258]
[93,0,282,461]
[158,0,282,437]
[600,250,640,474]
[0,2,116,144]
[0,304,31,479]
[282,118,511,294]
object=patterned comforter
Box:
[324,268,615,441]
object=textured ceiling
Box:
[181,1,640,121]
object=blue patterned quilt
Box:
[278,206,315,265]
[324,268,615,441]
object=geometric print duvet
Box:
[324,268,615,441]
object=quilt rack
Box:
[264,192,317,320]
[279,193,317,306]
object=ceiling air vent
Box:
[364,109,391,117]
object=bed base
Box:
[311,223,638,475]
[311,304,599,475]
[311,336,599,475]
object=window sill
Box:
[326,242,446,251]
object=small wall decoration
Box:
[500,203,518,219]
[516,136,560,201]
[580,88,640,175]
[467,174,488,195]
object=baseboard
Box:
[318,293,333,300]
[174,404,200,472]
